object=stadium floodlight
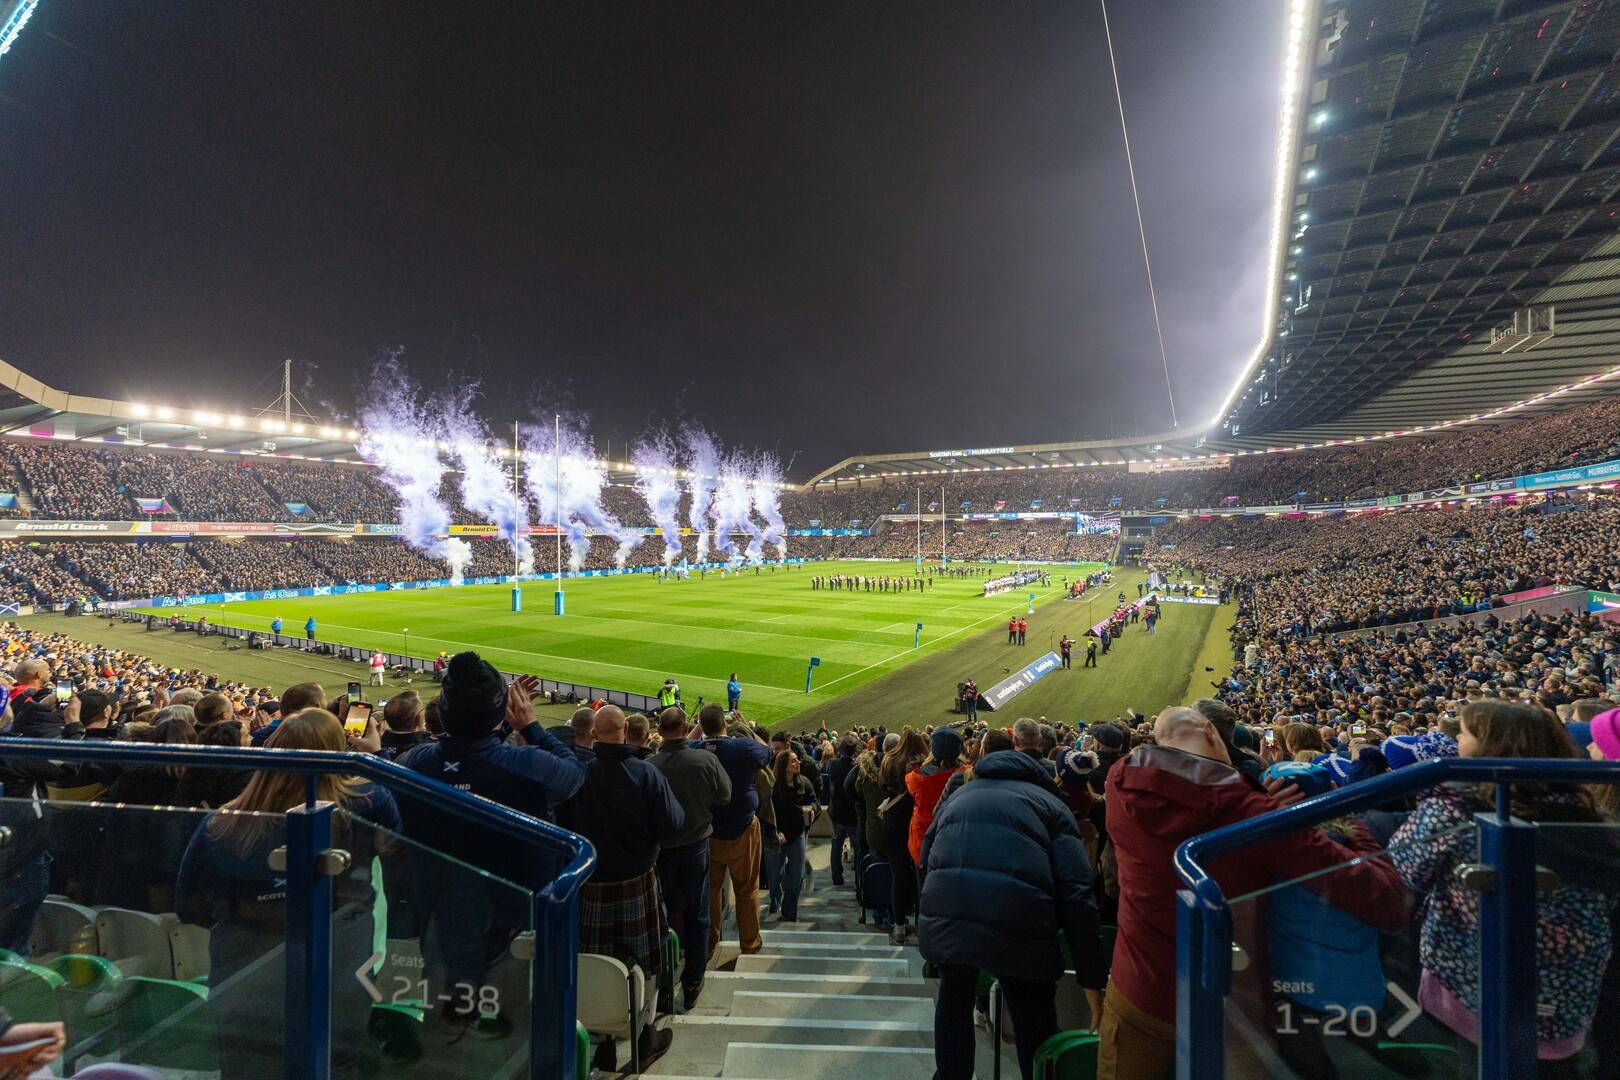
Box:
[155,406,175,420]
[0,0,40,59]
[291,423,305,434]
[227,415,246,428]
[1209,0,1311,429]
[131,404,151,419]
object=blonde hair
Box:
[208,708,363,851]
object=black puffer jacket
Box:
[918,750,1106,985]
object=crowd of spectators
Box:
[0,543,95,608]
[1149,495,1620,637]
[0,392,1617,530]
[191,540,336,591]
[52,542,224,602]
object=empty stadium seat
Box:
[577,953,646,1075]
[1032,1029,1100,1079]
[94,907,176,979]
[166,920,211,983]
[31,897,99,958]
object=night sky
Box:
[0,2,1281,474]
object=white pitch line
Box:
[171,607,808,694]
[809,587,1066,694]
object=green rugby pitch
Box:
[135,561,1118,725]
[133,560,1221,729]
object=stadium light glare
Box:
[291,423,305,434]
[0,0,40,59]
[227,415,246,428]
[155,407,175,420]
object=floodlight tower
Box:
[1,0,41,60]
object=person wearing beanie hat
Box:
[1588,708,1620,762]
[395,654,587,1032]
[1262,761,1335,800]
[903,727,966,932]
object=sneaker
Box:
[637,1026,674,1069]
[889,925,907,946]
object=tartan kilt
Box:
[579,865,666,977]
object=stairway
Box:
[643,838,1017,1079]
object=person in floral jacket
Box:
[1390,700,1619,1076]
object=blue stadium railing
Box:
[1174,757,1620,1080]
[0,738,596,1080]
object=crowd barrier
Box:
[0,737,595,1080]
[1174,757,1620,1080]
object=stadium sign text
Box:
[927,446,1016,459]
[978,651,1061,711]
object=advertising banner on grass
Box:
[978,651,1061,712]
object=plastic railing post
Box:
[285,801,335,1080]
[1176,889,1225,1080]
[532,888,582,1080]
[1475,808,1538,1080]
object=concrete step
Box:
[733,954,913,978]
[759,929,890,947]
[731,990,934,1023]
[653,1016,932,1074]
[689,971,931,1012]
[728,939,922,976]
[723,1042,936,1080]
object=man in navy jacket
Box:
[919,749,1106,1080]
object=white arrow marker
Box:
[1386,981,1421,1038]
[355,950,385,1003]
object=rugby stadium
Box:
[1,1,1619,1079]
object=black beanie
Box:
[1091,724,1125,751]
[438,652,507,737]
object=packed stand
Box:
[52,542,223,601]
[252,460,399,521]
[191,540,333,591]
[6,443,131,520]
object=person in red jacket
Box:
[1098,706,1409,1080]
[905,728,964,866]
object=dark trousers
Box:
[655,840,710,991]
[1085,652,1097,667]
[830,821,859,886]
[935,962,1056,1080]
[890,846,918,926]
[0,851,51,956]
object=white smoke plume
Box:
[751,454,787,560]
[357,357,471,584]
[633,434,683,566]
[445,395,532,576]
[682,428,720,565]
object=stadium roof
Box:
[0,355,369,462]
[1216,0,1620,445]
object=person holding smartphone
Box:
[0,1010,65,1079]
